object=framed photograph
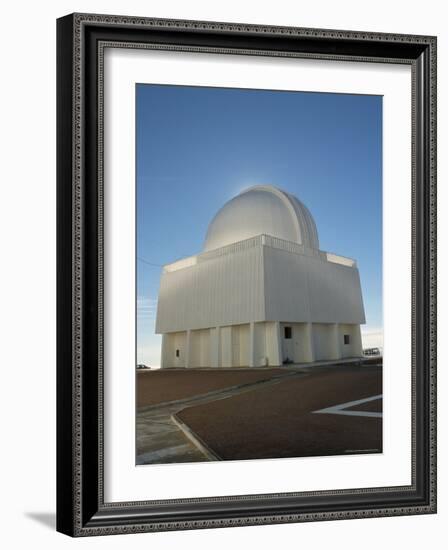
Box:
[56,13,437,536]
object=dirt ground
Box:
[176,364,382,460]
[137,368,290,408]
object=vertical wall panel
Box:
[263,245,365,325]
[265,322,282,366]
[156,244,265,333]
[338,324,363,358]
[221,326,233,367]
[252,322,266,367]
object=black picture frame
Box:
[56,13,437,536]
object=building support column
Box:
[210,326,220,368]
[221,326,232,367]
[267,321,282,366]
[160,334,169,369]
[352,325,363,357]
[185,330,192,368]
[304,323,314,363]
[249,322,255,367]
[330,323,340,360]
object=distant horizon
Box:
[136,84,382,367]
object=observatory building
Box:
[155,185,365,368]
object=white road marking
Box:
[313,394,383,418]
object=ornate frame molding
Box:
[57,13,437,536]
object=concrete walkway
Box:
[136,371,303,465]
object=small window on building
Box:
[344,334,350,345]
[284,326,292,339]
[175,349,180,357]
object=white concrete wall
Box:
[161,321,363,368]
[265,322,282,367]
[161,332,187,368]
[263,245,365,325]
[210,327,220,368]
[157,238,365,368]
[233,324,250,367]
[231,326,240,367]
[220,326,233,367]
[156,243,265,334]
[252,322,266,366]
[312,324,340,361]
[280,323,314,363]
[338,324,363,358]
[156,238,365,335]
[190,329,210,367]
[304,323,315,363]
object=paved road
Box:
[136,371,302,465]
[178,364,382,460]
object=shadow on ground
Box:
[25,512,56,530]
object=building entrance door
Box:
[282,325,294,364]
[174,347,182,367]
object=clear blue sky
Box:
[136,84,382,366]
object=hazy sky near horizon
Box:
[136,84,383,366]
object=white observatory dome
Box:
[204,185,319,252]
